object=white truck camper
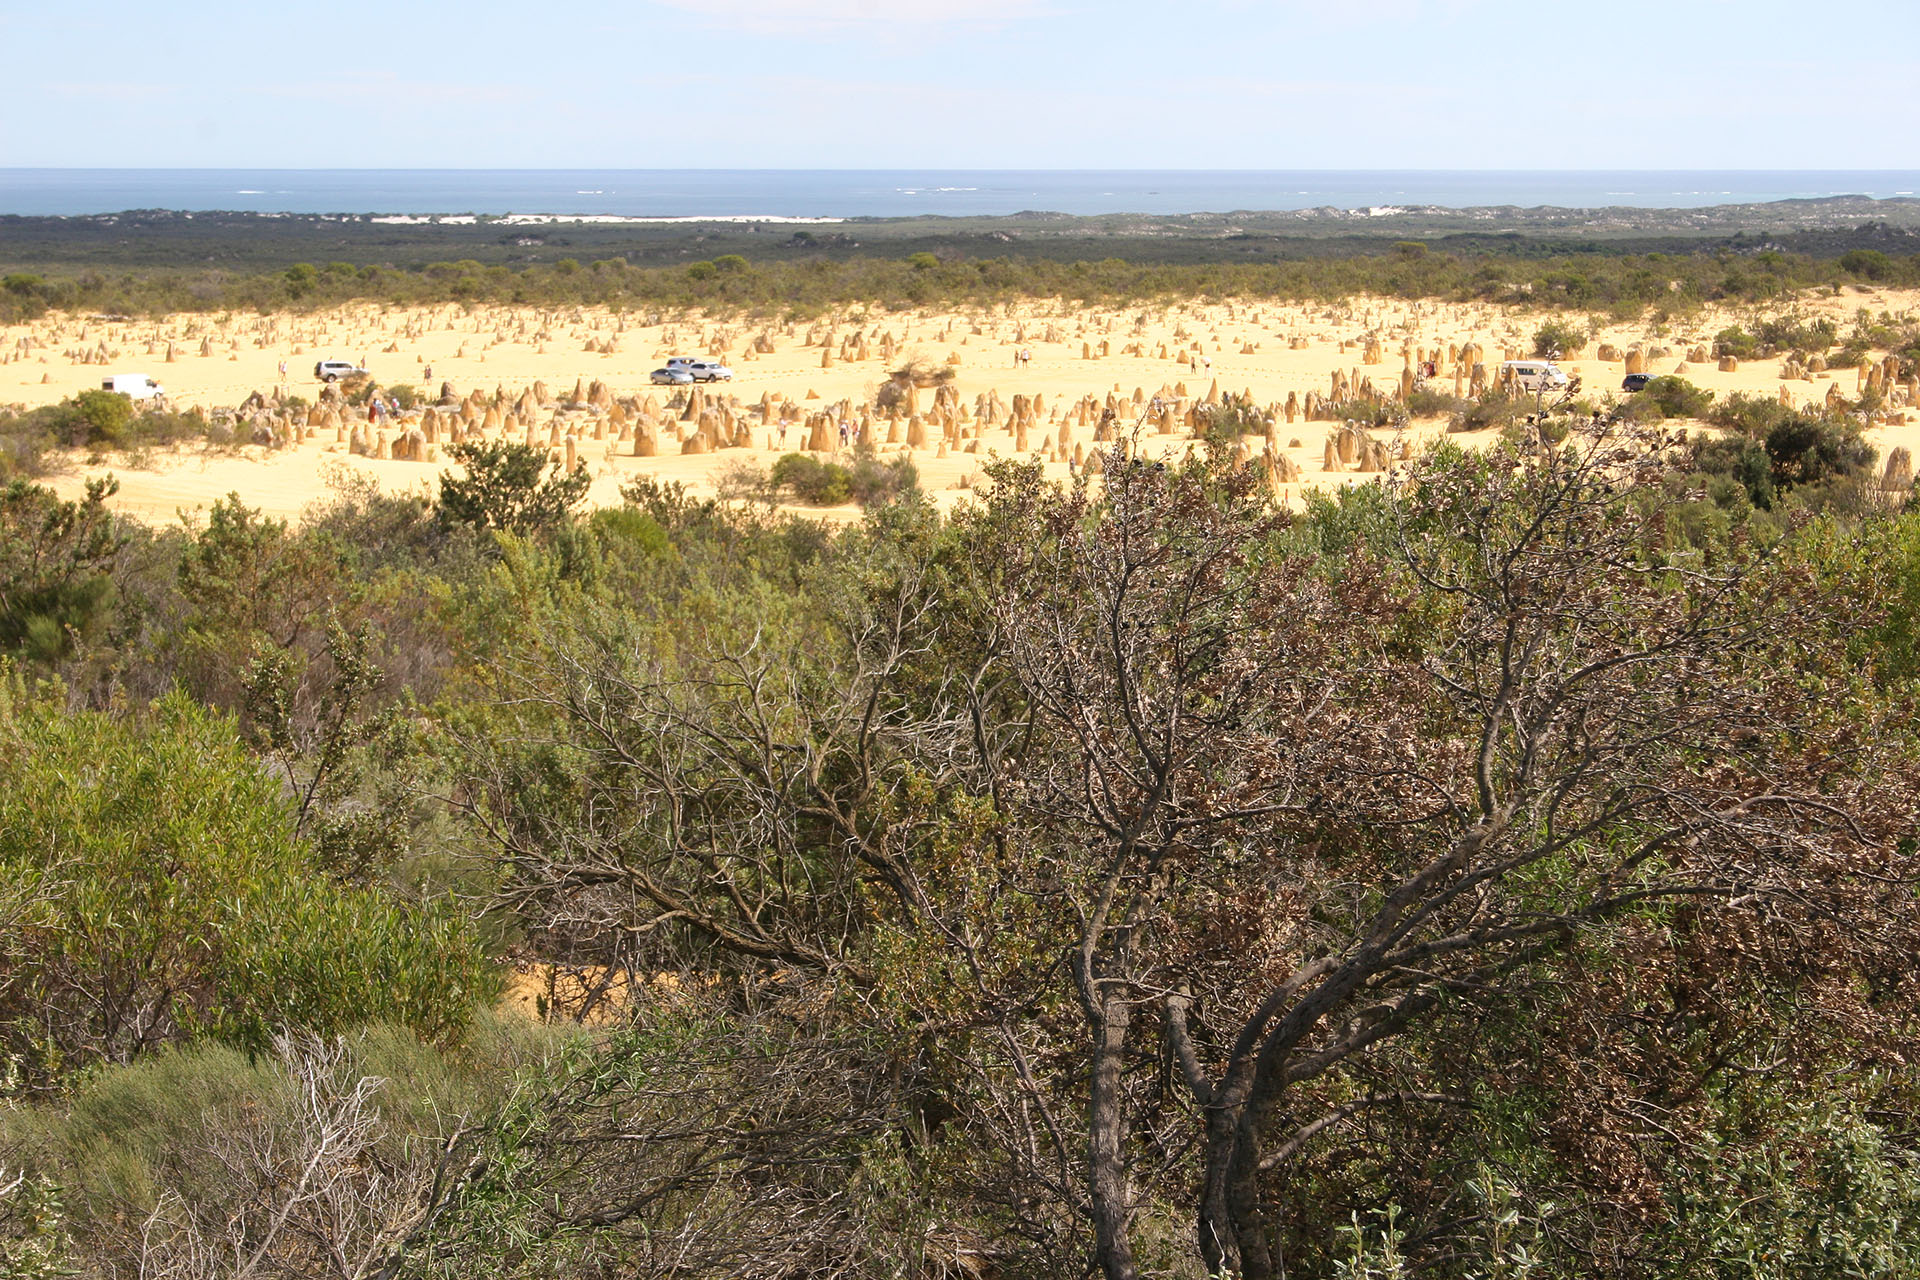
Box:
[100,373,164,401]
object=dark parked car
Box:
[651,367,694,386]
[1622,373,1653,392]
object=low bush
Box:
[1713,326,1760,360]
[1753,314,1837,355]
[1623,376,1715,421]
[1405,388,1470,419]
[1532,317,1590,358]
[768,451,919,508]
[1764,416,1875,490]
[770,452,851,505]
[437,439,591,536]
[0,690,497,1091]
[1449,392,1528,434]
[1707,392,1797,441]
[1690,435,1776,509]
[1193,399,1268,449]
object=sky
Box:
[2,0,1914,170]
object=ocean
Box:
[2,170,1917,220]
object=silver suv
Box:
[665,357,733,383]
[314,359,368,383]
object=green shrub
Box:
[1691,436,1776,509]
[1753,314,1837,354]
[1405,388,1470,419]
[0,411,57,481]
[0,690,495,1090]
[1707,392,1796,441]
[769,453,852,505]
[1764,416,1875,490]
[1625,375,1715,421]
[0,479,124,662]
[0,1012,567,1278]
[1531,317,1589,358]
[1192,398,1268,449]
[437,439,591,536]
[1713,326,1760,360]
[1840,249,1895,281]
[589,506,671,560]
[56,389,135,448]
[845,452,919,506]
[1449,392,1527,433]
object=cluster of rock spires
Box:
[12,298,1918,505]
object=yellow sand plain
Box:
[3,288,1916,524]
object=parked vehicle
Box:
[314,359,367,383]
[100,373,164,401]
[650,367,694,385]
[1621,372,1653,392]
[1499,360,1571,394]
[666,357,733,382]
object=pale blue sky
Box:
[3,0,1912,169]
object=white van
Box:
[1499,360,1570,394]
[101,373,164,400]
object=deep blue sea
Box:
[2,170,1917,219]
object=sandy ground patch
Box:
[7,289,1915,522]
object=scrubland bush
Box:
[1532,316,1590,357]
[0,690,495,1091]
[1622,375,1715,420]
[769,451,919,507]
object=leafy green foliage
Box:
[1191,396,1269,449]
[767,450,919,507]
[1713,325,1760,359]
[67,389,136,447]
[1841,248,1896,281]
[1764,415,1876,489]
[1624,374,1714,420]
[0,478,125,662]
[1531,316,1590,358]
[0,355,1913,1280]
[437,439,591,536]
[0,689,494,1090]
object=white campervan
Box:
[101,374,164,401]
[1499,360,1570,394]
